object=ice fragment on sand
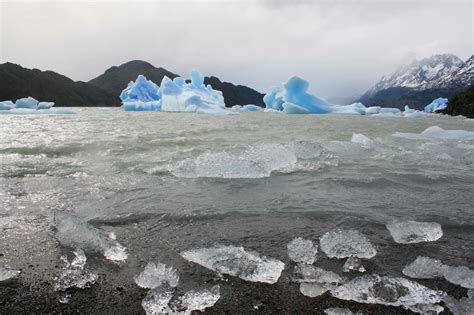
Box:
[181,245,285,284]
[300,282,330,297]
[294,264,344,297]
[386,221,443,244]
[320,230,377,259]
[324,308,359,315]
[134,262,179,289]
[443,290,474,315]
[287,237,318,264]
[443,266,474,289]
[141,284,174,315]
[343,257,366,273]
[54,249,98,291]
[0,266,20,281]
[177,285,221,313]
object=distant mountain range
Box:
[359,54,474,109]
[0,60,265,107]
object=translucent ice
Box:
[181,245,285,284]
[403,106,425,118]
[134,262,179,289]
[141,284,174,315]
[241,104,262,111]
[123,100,161,111]
[0,266,20,281]
[0,101,15,110]
[300,282,331,297]
[177,285,221,313]
[386,221,443,244]
[15,97,38,109]
[287,237,318,264]
[424,98,448,113]
[54,249,98,291]
[342,257,366,273]
[120,75,160,103]
[294,264,344,297]
[320,230,377,259]
[53,213,128,262]
[0,97,57,111]
[37,102,54,109]
[351,133,373,148]
[443,290,474,315]
[393,126,474,141]
[331,275,445,310]
[443,266,474,289]
[324,308,358,315]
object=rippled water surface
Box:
[1,108,473,313]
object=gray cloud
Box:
[1,0,472,103]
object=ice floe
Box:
[141,283,175,315]
[181,245,285,284]
[393,126,474,141]
[54,249,98,291]
[53,213,128,262]
[320,230,377,259]
[386,221,443,244]
[134,262,180,289]
[287,237,318,264]
[331,275,445,312]
[424,98,448,113]
[0,266,20,281]
[342,257,366,273]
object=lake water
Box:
[1,108,473,313]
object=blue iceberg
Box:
[424,98,448,113]
[0,97,61,114]
[120,75,161,111]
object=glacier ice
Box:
[172,143,297,179]
[287,237,318,264]
[54,249,98,291]
[320,230,377,259]
[443,290,474,315]
[181,245,285,284]
[331,275,445,311]
[393,126,474,141]
[53,213,128,262]
[403,106,426,118]
[241,104,262,111]
[120,75,161,102]
[294,264,345,297]
[134,262,179,289]
[141,284,174,315]
[177,285,221,313]
[0,266,20,281]
[386,221,443,244]
[424,97,448,113]
[342,257,366,273]
[0,101,15,110]
[443,266,474,289]
[37,102,54,109]
[0,97,57,112]
[15,96,38,109]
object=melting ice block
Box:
[351,133,373,148]
[37,102,55,109]
[294,264,345,297]
[393,126,474,141]
[320,230,377,259]
[287,237,318,264]
[386,221,443,244]
[134,262,179,289]
[142,284,174,315]
[424,98,448,113]
[0,266,20,281]
[15,97,39,109]
[0,101,15,110]
[54,249,98,291]
[342,257,366,273]
[181,245,285,284]
[177,285,221,312]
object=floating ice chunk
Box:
[300,282,330,297]
[364,106,381,115]
[54,249,98,291]
[324,308,357,315]
[172,143,297,179]
[241,104,261,111]
[342,257,366,273]
[443,266,474,289]
[350,133,373,148]
[15,97,38,109]
[331,103,367,115]
[134,262,179,289]
[282,102,311,114]
[393,126,474,141]
[264,108,281,113]
[141,284,174,315]
[231,105,242,112]
[424,98,448,113]
[287,237,318,264]
[443,291,474,315]
[0,266,20,281]
[120,75,160,102]
[123,100,161,111]
[177,285,221,313]
[54,213,128,262]
[0,108,75,115]
[402,256,446,279]
[181,245,285,284]
[37,102,54,109]
[386,221,443,244]
[403,106,425,118]
[320,230,377,259]
[0,100,14,110]
[380,107,401,114]
[331,275,445,310]
[294,264,344,284]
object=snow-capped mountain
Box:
[359,54,474,109]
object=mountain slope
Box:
[359,54,473,109]
[89,60,265,107]
[443,85,474,118]
[0,62,119,106]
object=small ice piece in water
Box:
[402,256,446,279]
[178,285,221,312]
[386,221,443,244]
[324,308,357,315]
[180,245,285,284]
[37,102,54,109]
[393,126,474,141]
[241,104,261,111]
[287,237,318,264]
[320,230,377,259]
[54,249,98,291]
[15,97,39,109]
[134,262,179,289]
[300,282,330,297]
[424,97,448,113]
[443,266,474,289]
[331,275,445,310]
[350,133,373,148]
[0,266,21,281]
[342,257,366,273]
[141,283,174,315]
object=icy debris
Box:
[424,97,448,113]
[342,257,366,273]
[320,230,377,259]
[324,308,359,315]
[393,126,474,141]
[58,292,71,304]
[443,290,474,315]
[331,275,445,311]
[287,237,318,264]
[350,133,373,148]
[0,266,20,281]
[241,104,262,111]
[294,264,344,297]
[181,245,285,284]
[403,106,426,118]
[53,213,128,262]
[386,221,443,244]
[443,266,474,289]
[172,143,297,179]
[0,97,57,111]
[54,249,98,291]
[141,284,174,315]
[177,285,221,313]
[0,100,14,110]
[134,262,180,289]
[300,282,330,297]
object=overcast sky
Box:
[1,0,472,102]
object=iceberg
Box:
[424,97,448,113]
[320,229,377,259]
[241,104,262,111]
[120,75,161,111]
[403,105,425,118]
[37,101,55,109]
[386,221,443,244]
[287,237,318,264]
[0,100,15,110]
[15,96,39,109]
[134,262,179,289]
[0,266,20,281]
[54,249,98,291]
[0,97,58,112]
[181,245,285,284]
[324,308,359,315]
